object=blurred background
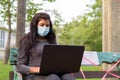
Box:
[0,0,102,80]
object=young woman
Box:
[17,12,75,80]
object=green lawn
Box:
[76,66,101,80]
[81,66,101,71]
[0,60,12,80]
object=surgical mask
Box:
[37,26,50,36]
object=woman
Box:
[17,12,75,80]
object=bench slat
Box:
[73,71,120,78]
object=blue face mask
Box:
[37,26,50,36]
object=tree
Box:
[50,9,64,42]
[58,0,102,51]
[26,0,43,23]
[0,0,16,64]
[82,0,102,51]
[16,0,26,48]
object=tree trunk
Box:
[16,0,26,48]
[4,0,11,64]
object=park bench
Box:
[9,48,120,80]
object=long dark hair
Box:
[19,12,56,54]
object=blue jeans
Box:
[24,73,75,80]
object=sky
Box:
[0,0,94,29]
[36,0,94,22]
[26,0,94,32]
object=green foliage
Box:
[51,9,64,27]
[26,0,43,23]
[0,0,16,24]
[58,0,102,51]
[43,0,55,2]
[50,9,64,42]
[0,0,53,26]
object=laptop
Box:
[39,44,85,75]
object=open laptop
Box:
[39,44,85,75]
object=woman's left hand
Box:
[29,67,40,73]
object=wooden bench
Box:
[9,69,120,80]
[9,48,120,80]
[73,71,120,78]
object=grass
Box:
[81,66,101,71]
[0,60,12,80]
[76,66,101,80]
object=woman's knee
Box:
[45,74,60,80]
[61,73,75,80]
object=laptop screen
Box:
[39,44,85,75]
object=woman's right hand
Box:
[29,67,40,73]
